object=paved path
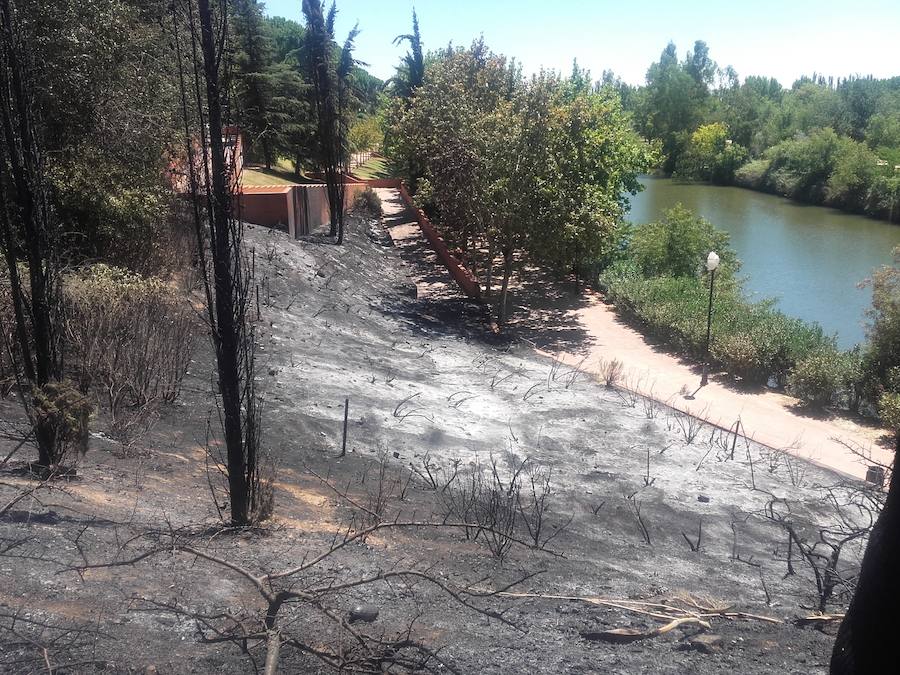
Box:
[376,187,893,481]
[559,292,892,480]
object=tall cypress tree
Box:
[301,0,356,243]
[391,9,424,101]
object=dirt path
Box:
[376,187,893,482]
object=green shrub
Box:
[878,392,900,434]
[733,158,770,189]
[600,261,835,386]
[862,248,900,393]
[712,334,765,383]
[352,186,383,216]
[628,204,738,278]
[787,349,850,407]
[675,123,749,184]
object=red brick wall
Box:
[364,178,482,302]
[237,191,291,232]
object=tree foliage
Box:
[389,9,424,100]
[390,41,653,322]
[300,0,361,242]
[626,39,900,222]
[676,122,748,184]
[628,204,737,278]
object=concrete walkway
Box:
[376,187,893,481]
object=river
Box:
[626,177,900,349]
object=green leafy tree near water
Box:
[675,122,748,183]
[628,38,900,221]
[628,204,737,278]
[636,41,709,173]
[391,41,653,323]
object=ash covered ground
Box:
[0,212,869,673]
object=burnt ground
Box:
[0,212,873,674]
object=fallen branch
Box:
[581,616,711,644]
[489,591,783,625]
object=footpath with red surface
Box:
[375,186,893,482]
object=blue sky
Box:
[263,0,900,87]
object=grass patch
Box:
[241,166,299,186]
[353,155,390,180]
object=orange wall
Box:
[363,178,482,302]
[237,191,291,233]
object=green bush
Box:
[712,334,764,383]
[787,349,850,407]
[628,204,738,278]
[600,260,835,386]
[733,158,770,189]
[878,392,900,434]
[675,123,749,184]
[861,249,900,394]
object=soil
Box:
[0,204,870,674]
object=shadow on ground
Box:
[502,265,594,354]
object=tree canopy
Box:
[388,40,654,322]
[619,40,900,221]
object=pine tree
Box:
[391,9,424,100]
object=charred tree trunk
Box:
[830,430,900,674]
[195,0,252,524]
[0,0,62,468]
[484,240,494,298]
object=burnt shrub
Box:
[64,264,195,433]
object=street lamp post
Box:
[700,251,720,387]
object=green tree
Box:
[393,42,651,323]
[866,110,900,151]
[639,42,707,173]
[762,127,844,201]
[17,0,181,268]
[825,137,881,210]
[232,0,307,170]
[348,112,382,154]
[862,247,900,402]
[718,76,782,153]
[676,122,748,183]
[267,15,305,62]
[629,204,737,278]
[536,85,652,276]
[390,9,424,101]
[684,40,717,94]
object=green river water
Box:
[627,177,900,349]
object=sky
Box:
[263,0,900,87]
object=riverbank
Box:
[731,175,900,225]
[647,169,899,225]
[628,176,900,349]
